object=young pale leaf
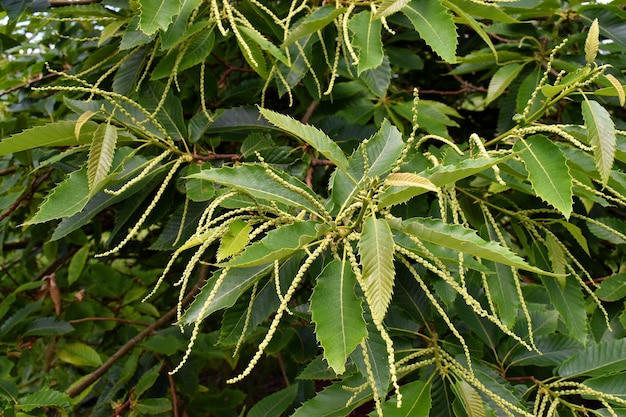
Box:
[348,11,384,74]
[452,380,485,417]
[217,219,252,262]
[138,0,181,35]
[402,0,458,63]
[26,167,90,225]
[372,0,410,20]
[282,6,346,47]
[371,380,431,417]
[259,108,349,171]
[310,260,367,375]
[379,173,438,208]
[75,111,97,139]
[226,221,324,268]
[247,384,299,417]
[0,120,98,155]
[87,122,118,194]
[585,18,600,64]
[57,342,103,367]
[513,135,573,219]
[582,100,617,185]
[180,264,272,325]
[188,164,322,215]
[601,74,625,107]
[359,217,395,324]
[558,339,626,378]
[387,216,558,276]
[486,63,525,105]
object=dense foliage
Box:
[1,0,626,416]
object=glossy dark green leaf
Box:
[559,339,626,378]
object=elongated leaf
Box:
[247,384,299,417]
[239,26,289,66]
[276,34,317,96]
[140,82,187,141]
[596,273,626,302]
[178,28,215,72]
[372,380,431,417]
[486,63,525,105]
[188,164,322,215]
[57,342,103,367]
[585,18,600,64]
[217,219,252,262]
[259,108,349,171]
[0,300,42,339]
[360,55,391,97]
[138,0,180,35]
[17,389,70,412]
[388,216,555,276]
[424,155,511,188]
[23,317,74,337]
[26,167,90,225]
[282,6,346,47]
[180,264,272,325]
[379,172,437,207]
[582,100,616,185]
[290,374,371,417]
[237,26,268,79]
[349,11,383,74]
[402,0,458,63]
[68,244,90,285]
[600,74,625,107]
[0,120,98,155]
[161,0,202,49]
[513,135,573,218]
[311,260,367,374]
[359,217,395,323]
[559,339,626,378]
[508,334,582,367]
[372,0,410,20]
[135,398,172,414]
[540,272,587,344]
[351,324,390,402]
[452,380,485,417]
[87,122,118,194]
[226,221,324,267]
[583,374,626,404]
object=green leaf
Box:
[599,74,625,107]
[596,273,626,302]
[135,398,172,414]
[424,156,510,188]
[558,339,626,378]
[237,25,268,79]
[583,374,626,404]
[372,0,411,20]
[282,6,346,47]
[451,380,485,417]
[239,26,289,66]
[87,122,118,194]
[360,55,391,98]
[17,389,70,413]
[311,259,367,374]
[140,82,187,141]
[26,167,89,225]
[180,264,272,325]
[226,221,323,268]
[513,135,573,219]
[23,317,74,337]
[247,383,299,417]
[291,374,371,417]
[178,28,215,72]
[0,120,98,155]
[486,63,525,105]
[508,334,582,367]
[372,380,431,417]
[217,219,252,262]
[259,107,349,171]
[351,325,390,403]
[379,172,437,207]
[586,217,626,245]
[582,100,616,185]
[186,162,215,202]
[138,0,181,35]
[359,217,395,324]
[402,0,458,63]
[57,342,103,367]
[188,164,322,215]
[585,18,600,64]
[388,217,555,276]
[0,300,42,339]
[134,363,161,398]
[349,11,384,75]
[160,0,202,49]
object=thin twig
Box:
[0,171,52,222]
[68,317,152,326]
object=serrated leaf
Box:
[388,217,556,276]
[291,374,371,417]
[57,342,103,367]
[372,380,431,417]
[75,111,97,140]
[138,0,181,35]
[425,155,511,188]
[513,135,573,218]
[452,380,485,417]
[359,217,395,323]
[360,55,391,98]
[247,383,299,417]
[349,11,383,75]
[486,63,525,105]
[180,264,272,325]
[582,100,616,185]
[17,389,71,412]
[23,317,74,337]
[545,233,567,287]
[311,259,367,374]
[237,26,268,78]
[135,398,172,414]
[87,122,117,194]
[282,6,346,47]
[596,273,626,302]
[586,217,626,244]
[557,221,590,255]
[351,324,390,402]
[372,0,410,20]
[259,108,349,171]
[188,164,322,215]
[217,219,252,262]
[134,363,161,398]
[226,221,323,268]
[26,167,90,225]
[186,162,215,202]
[585,18,600,64]
[601,74,625,107]
[0,120,98,155]
[178,28,215,72]
[508,334,582,367]
[0,300,42,339]
[239,26,289,66]
[583,374,626,404]
[402,0,458,63]
[559,339,626,378]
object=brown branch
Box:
[68,317,151,326]
[0,167,17,176]
[301,101,319,124]
[109,398,131,417]
[0,73,62,97]
[0,170,52,222]
[167,369,180,417]
[49,0,103,6]
[66,266,209,398]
